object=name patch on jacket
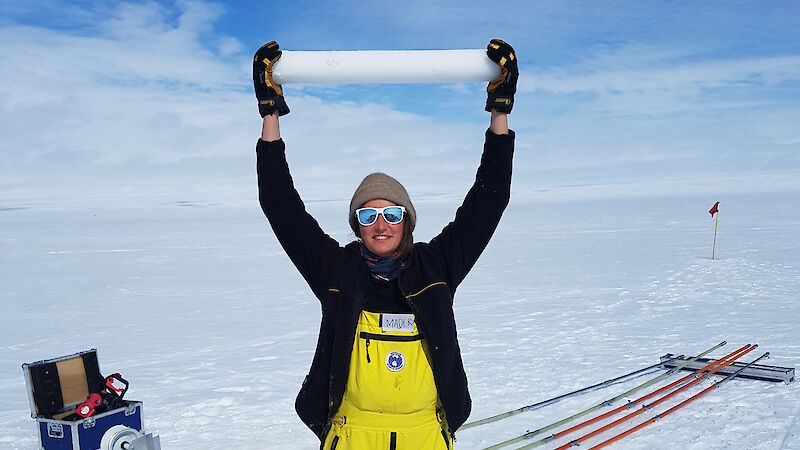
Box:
[381,314,415,332]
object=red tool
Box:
[75,393,103,418]
[105,373,129,398]
[74,372,130,418]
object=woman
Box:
[254,39,517,449]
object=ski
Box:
[480,341,726,450]
[461,356,683,430]
[528,344,751,449]
[545,344,756,450]
[589,351,770,449]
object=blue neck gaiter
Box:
[360,244,402,281]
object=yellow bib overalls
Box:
[323,311,452,449]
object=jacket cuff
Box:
[257,138,285,152]
[486,128,515,142]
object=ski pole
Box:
[550,344,758,450]
[589,351,770,450]
[462,356,683,430]
[481,341,726,450]
[525,344,751,450]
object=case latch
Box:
[82,416,96,429]
[46,422,64,438]
[125,404,137,416]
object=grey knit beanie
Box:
[349,172,416,234]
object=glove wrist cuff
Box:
[485,94,514,114]
[259,96,290,117]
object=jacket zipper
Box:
[399,285,453,442]
[360,332,423,364]
[359,332,423,342]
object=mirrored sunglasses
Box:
[355,206,406,226]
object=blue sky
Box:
[1,0,798,206]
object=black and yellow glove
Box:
[253,41,290,117]
[485,39,518,114]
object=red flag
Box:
[709,201,719,216]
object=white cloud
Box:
[521,44,800,113]
[0,1,492,208]
[532,55,800,93]
[0,2,243,159]
[1,1,798,209]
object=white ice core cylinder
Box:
[272,49,501,85]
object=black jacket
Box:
[256,129,514,440]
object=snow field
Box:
[1,190,798,449]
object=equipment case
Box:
[22,349,145,450]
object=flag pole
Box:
[712,210,719,260]
[709,201,720,260]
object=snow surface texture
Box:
[1,191,798,449]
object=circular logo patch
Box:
[385,350,406,372]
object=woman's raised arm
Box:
[254,41,341,299]
[262,113,280,142]
[490,110,508,135]
[428,39,518,288]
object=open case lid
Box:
[22,349,105,419]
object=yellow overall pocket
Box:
[343,311,438,415]
[323,421,452,450]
